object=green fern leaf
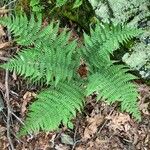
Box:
[0,16,78,85]
[86,65,141,120]
[0,14,43,46]
[1,49,41,79]
[19,82,84,135]
[56,0,82,8]
[81,23,142,72]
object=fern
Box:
[29,0,43,13]
[0,14,42,46]
[82,23,142,120]
[19,82,84,135]
[86,65,140,120]
[0,14,142,135]
[81,23,142,72]
[0,14,78,85]
[56,0,68,6]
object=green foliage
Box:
[86,65,140,120]
[29,0,43,14]
[89,0,150,79]
[19,82,84,135]
[81,23,142,71]
[0,14,78,85]
[56,0,68,7]
[81,23,142,120]
[56,0,83,8]
[0,14,42,46]
[0,14,142,135]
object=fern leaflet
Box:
[86,65,141,120]
[19,82,84,135]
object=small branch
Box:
[72,120,80,150]
[3,1,15,149]
[11,111,24,125]
[5,69,15,150]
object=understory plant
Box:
[0,13,142,136]
[89,0,150,79]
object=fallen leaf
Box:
[21,91,36,116]
[0,42,11,50]
[0,125,6,136]
[49,134,56,148]
[106,113,131,131]
[0,7,11,15]
[12,71,17,80]
[83,114,104,140]
[139,102,149,115]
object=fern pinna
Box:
[0,14,142,135]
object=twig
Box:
[73,120,79,142]
[5,69,15,150]
[71,120,81,150]
[4,2,15,148]
[72,140,82,150]
[11,111,24,125]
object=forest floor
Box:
[0,11,150,150]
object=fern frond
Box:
[86,65,141,120]
[19,82,84,135]
[0,14,44,46]
[81,23,142,71]
[1,48,42,80]
[0,13,142,136]
[0,17,78,85]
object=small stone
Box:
[60,133,74,145]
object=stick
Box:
[4,1,15,149]
[5,69,15,150]
[11,111,24,125]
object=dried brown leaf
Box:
[106,113,131,131]
[21,91,36,116]
[83,114,104,140]
[0,25,5,37]
[0,42,11,50]
[139,103,149,115]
